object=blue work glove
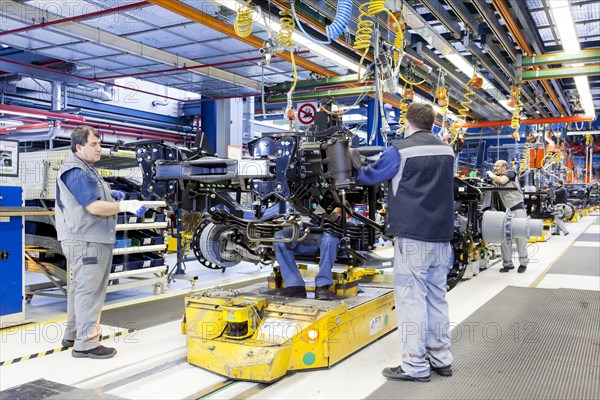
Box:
[111,190,126,201]
[118,200,148,217]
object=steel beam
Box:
[509,0,572,115]
[418,0,463,40]
[522,50,600,66]
[146,0,336,79]
[1,0,261,91]
[522,65,600,80]
[456,115,593,128]
[266,74,362,92]
[470,0,518,62]
[412,44,506,120]
[490,0,567,116]
[266,86,375,103]
[443,0,480,34]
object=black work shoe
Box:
[61,339,74,348]
[564,232,569,236]
[271,286,307,298]
[72,345,117,359]
[499,266,514,273]
[315,286,337,300]
[552,232,560,235]
[517,265,527,273]
[382,365,430,382]
[430,364,453,377]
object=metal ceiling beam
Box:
[456,115,593,128]
[417,0,463,40]
[469,0,552,117]
[441,0,480,34]
[146,0,336,78]
[522,65,600,80]
[470,0,518,62]
[1,0,261,91]
[482,36,548,116]
[145,0,407,110]
[0,1,149,37]
[522,50,600,66]
[490,0,567,116]
[507,0,572,115]
[412,43,506,120]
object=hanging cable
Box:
[290,0,352,44]
[278,9,298,127]
[509,86,523,141]
[234,0,254,38]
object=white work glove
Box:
[118,200,148,217]
[486,170,495,178]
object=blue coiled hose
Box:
[291,0,352,44]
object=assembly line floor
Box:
[1,213,598,400]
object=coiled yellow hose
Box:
[518,142,530,176]
[510,87,522,141]
[234,0,254,38]
[278,9,297,121]
[354,0,404,80]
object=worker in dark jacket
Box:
[356,103,455,382]
[552,180,570,236]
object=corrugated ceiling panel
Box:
[530,11,549,27]
[82,13,152,36]
[122,6,193,27]
[106,54,157,67]
[525,0,544,9]
[21,29,81,46]
[209,37,256,54]
[65,42,123,58]
[167,23,228,43]
[169,43,226,59]
[23,0,100,17]
[538,27,555,42]
[126,30,192,48]
[577,24,600,41]
[74,63,123,76]
[572,2,600,21]
[0,18,29,31]
[0,34,52,51]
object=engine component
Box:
[481,210,543,244]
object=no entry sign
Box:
[297,102,317,126]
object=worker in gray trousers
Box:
[486,160,529,273]
[56,125,147,359]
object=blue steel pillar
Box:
[366,99,384,146]
[201,100,217,153]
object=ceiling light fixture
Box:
[549,1,595,118]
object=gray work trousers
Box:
[61,240,113,351]
[393,237,453,378]
[501,209,530,268]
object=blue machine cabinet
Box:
[0,184,25,327]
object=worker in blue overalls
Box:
[56,125,147,359]
[355,103,455,382]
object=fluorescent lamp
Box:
[0,109,48,119]
[218,0,360,72]
[549,1,596,117]
[0,119,24,127]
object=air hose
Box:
[278,9,298,125]
[290,0,353,44]
[234,0,254,38]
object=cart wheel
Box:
[25,294,33,304]
[153,284,162,295]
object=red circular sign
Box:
[298,103,317,125]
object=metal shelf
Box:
[116,222,168,231]
[113,244,167,255]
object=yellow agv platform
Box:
[182,273,395,382]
